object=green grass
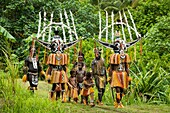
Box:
[1,79,169,113]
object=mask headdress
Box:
[35,10,82,53]
[96,9,142,53]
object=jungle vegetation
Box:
[0,0,170,112]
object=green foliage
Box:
[128,0,170,73]
[0,26,16,42]
[136,12,170,72]
[144,12,170,57]
[2,50,19,94]
[130,61,170,104]
[82,38,95,69]
[0,26,16,69]
[129,0,169,36]
[90,0,133,12]
[0,82,66,113]
[0,76,169,113]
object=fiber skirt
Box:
[110,71,129,89]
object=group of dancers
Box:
[22,30,132,108]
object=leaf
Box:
[0,26,16,42]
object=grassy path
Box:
[19,79,170,113]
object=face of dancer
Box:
[95,50,101,60]
[71,71,76,77]
[30,47,36,58]
[86,72,91,79]
[78,56,83,62]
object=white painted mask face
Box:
[51,42,64,53]
[114,39,127,53]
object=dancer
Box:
[22,41,45,93]
[96,31,140,108]
[36,29,81,102]
[72,51,86,103]
[81,72,95,107]
[67,69,78,103]
[91,48,107,105]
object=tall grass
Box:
[0,82,67,113]
[0,49,19,112]
[0,50,67,113]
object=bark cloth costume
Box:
[35,30,80,102]
[96,31,141,108]
[91,48,107,105]
[22,45,45,93]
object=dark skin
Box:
[83,79,94,88]
[92,50,107,103]
[73,62,86,103]
[68,70,79,102]
[82,72,95,106]
[69,70,77,88]
[76,63,86,83]
[83,72,94,89]
[96,34,139,107]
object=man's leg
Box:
[61,83,66,102]
[115,87,124,108]
[49,83,56,100]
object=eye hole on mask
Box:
[115,42,120,48]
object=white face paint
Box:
[121,40,127,51]
[120,50,124,54]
